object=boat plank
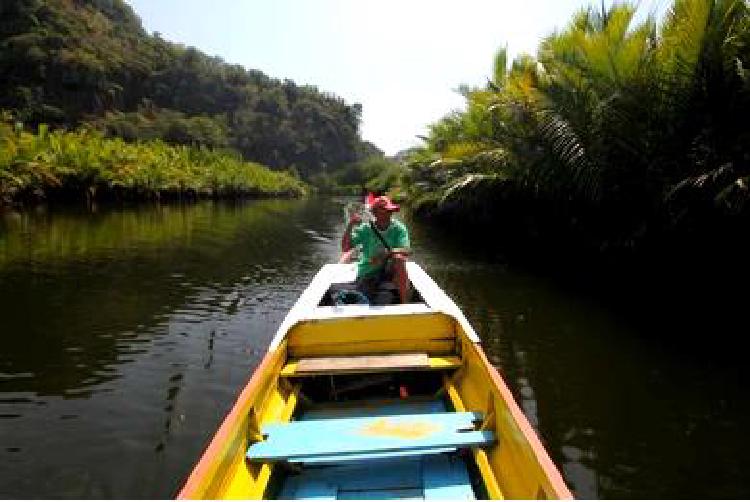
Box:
[292,480,337,500]
[337,488,424,499]
[247,412,493,462]
[296,353,430,373]
[422,454,475,499]
[261,412,482,436]
[288,447,457,464]
[289,338,455,358]
[282,355,461,377]
[294,458,423,490]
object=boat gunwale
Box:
[176,349,280,499]
[471,341,574,500]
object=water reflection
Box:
[400,209,750,499]
[1,199,749,498]
[0,198,346,498]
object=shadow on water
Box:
[401,209,750,499]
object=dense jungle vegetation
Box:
[395,0,750,336]
[0,0,380,203]
[403,0,749,267]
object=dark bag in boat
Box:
[333,289,370,306]
[327,282,370,306]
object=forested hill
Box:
[0,0,374,178]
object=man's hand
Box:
[342,212,361,253]
[369,249,410,266]
[369,250,387,266]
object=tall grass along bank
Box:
[0,118,306,205]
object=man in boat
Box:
[341,196,411,304]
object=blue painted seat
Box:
[256,399,488,499]
[246,412,494,463]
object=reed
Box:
[0,118,306,205]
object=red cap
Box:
[371,195,400,212]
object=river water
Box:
[0,198,747,499]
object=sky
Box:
[126,0,668,155]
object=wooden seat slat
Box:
[281,354,461,377]
[287,447,457,465]
[247,412,494,463]
[261,411,481,436]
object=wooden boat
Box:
[177,262,573,500]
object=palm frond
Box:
[440,172,512,206]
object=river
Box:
[0,198,748,499]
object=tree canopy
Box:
[406,0,750,264]
[0,0,377,178]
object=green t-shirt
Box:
[350,219,410,278]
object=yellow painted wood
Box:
[452,330,571,500]
[179,343,299,500]
[223,383,300,499]
[443,376,505,500]
[288,338,456,358]
[280,355,461,377]
[297,353,430,373]
[287,312,454,348]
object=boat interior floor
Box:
[268,397,485,500]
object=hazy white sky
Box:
[126,0,668,155]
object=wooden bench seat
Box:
[265,400,484,499]
[246,412,494,464]
[280,353,461,377]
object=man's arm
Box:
[341,214,362,252]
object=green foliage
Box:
[91,109,230,148]
[407,0,750,257]
[319,155,406,195]
[0,0,368,180]
[0,116,306,204]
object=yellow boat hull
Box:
[177,263,573,500]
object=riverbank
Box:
[0,120,306,207]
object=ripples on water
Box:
[0,200,344,498]
[1,198,749,498]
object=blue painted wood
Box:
[293,480,338,500]
[277,480,298,500]
[250,412,485,462]
[247,428,493,462]
[262,411,482,436]
[294,458,423,491]
[301,399,446,421]
[288,447,456,464]
[280,457,424,499]
[422,455,475,500]
[278,453,478,500]
[337,488,424,499]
